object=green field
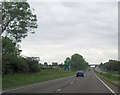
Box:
[95,70,120,89]
[2,68,76,89]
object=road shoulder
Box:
[95,73,119,94]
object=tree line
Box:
[99,60,120,71]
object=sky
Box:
[20,1,118,65]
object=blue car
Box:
[76,71,84,77]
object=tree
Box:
[44,62,48,66]
[59,63,64,68]
[2,36,21,55]
[52,62,58,66]
[2,1,38,42]
[70,53,88,71]
[2,1,39,75]
[2,54,29,74]
[100,60,120,71]
[2,36,29,74]
[25,57,40,73]
[64,57,71,71]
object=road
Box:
[3,68,117,94]
[94,67,107,74]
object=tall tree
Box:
[2,1,38,42]
[70,53,88,71]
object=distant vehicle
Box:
[76,71,84,77]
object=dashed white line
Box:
[95,74,115,94]
[57,89,61,92]
[71,82,73,84]
[2,82,42,93]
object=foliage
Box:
[64,57,71,66]
[2,1,38,42]
[2,54,28,74]
[52,62,58,66]
[70,53,88,71]
[2,1,39,75]
[44,62,48,66]
[64,57,71,70]
[64,54,88,71]
[59,63,64,68]
[65,57,71,62]
[2,36,27,74]
[2,36,40,74]
[2,36,21,55]
[25,57,40,73]
[99,60,120,71]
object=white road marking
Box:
[95,74,115,94]
[2,83,42,93]
[71,82,73,84]
[57,89,61,92]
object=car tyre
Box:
[76,75,78,77]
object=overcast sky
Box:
[20,1,118,65]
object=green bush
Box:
[2,37,40,75]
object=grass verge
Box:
[94,70,120,90]
[2,69,76,89]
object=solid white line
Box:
[95,74,115,94]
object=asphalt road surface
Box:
[3,68,117,94]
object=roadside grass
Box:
[95,70,120,90]
[2,69,76,89]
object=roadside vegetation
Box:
[3,67,76,89]
[2,1,38,75]
[99,60,120,71]
[95,71,119,89]
[95,60,120,90]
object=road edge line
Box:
[95,74,115,94]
